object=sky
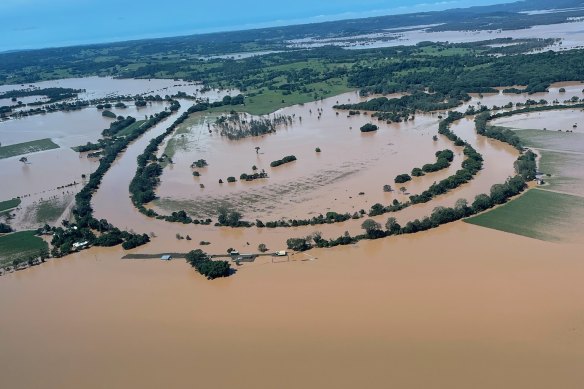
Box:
[0,0,515,52]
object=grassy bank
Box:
[0,231,48,267]
[0,138,59,159]
[465,189,584,242]
[0,198,21,213]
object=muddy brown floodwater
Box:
[1,223,583,389]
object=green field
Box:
[465,189,584,242]
[0,198,21,213]
[209,77,354,115]
[0,231,48,267]
[0,138,59,159]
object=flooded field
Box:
[0,77,241,230]
[287,20,584,51]
[493,110,584,196]
[492,108,584,133]
[1,223,584,388]
[0,76,232,102]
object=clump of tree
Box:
[270,155,297,167]
[191,159,208,168]
[185,249,231,280]
[514,150,537,180]
[102,110,116,118]
[214,112,294,140]
[165,210,193,224]
[421,149,454,173]
[216,207,252,227]
[411,167,425,177]
[240,170,268,181]
[337,92,470,123]
[361,219,384,239]
[395,174,411,184]
[286,237,312,251]
[360,123,378,132]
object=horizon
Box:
[0,0,514,52]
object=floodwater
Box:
[1,223,584,389]
[288,20,584,51]
[88,83,584,252]
[2,80,584,387]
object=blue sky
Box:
[0,0,513,52]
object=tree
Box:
[185,249,231,280]
[383,184,392,192]
[385,217,401,235]
[19,157,28,164]
[490,184,509,204]
[286,237,311,251]
[227,211,242,226]
[395,174,411,184]
[255,146,260,154]
[361,219,382,238]
[360,123,378,132]
[471,194,493,212]
[258,243,268,252]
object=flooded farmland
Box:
[1,77,584,389]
